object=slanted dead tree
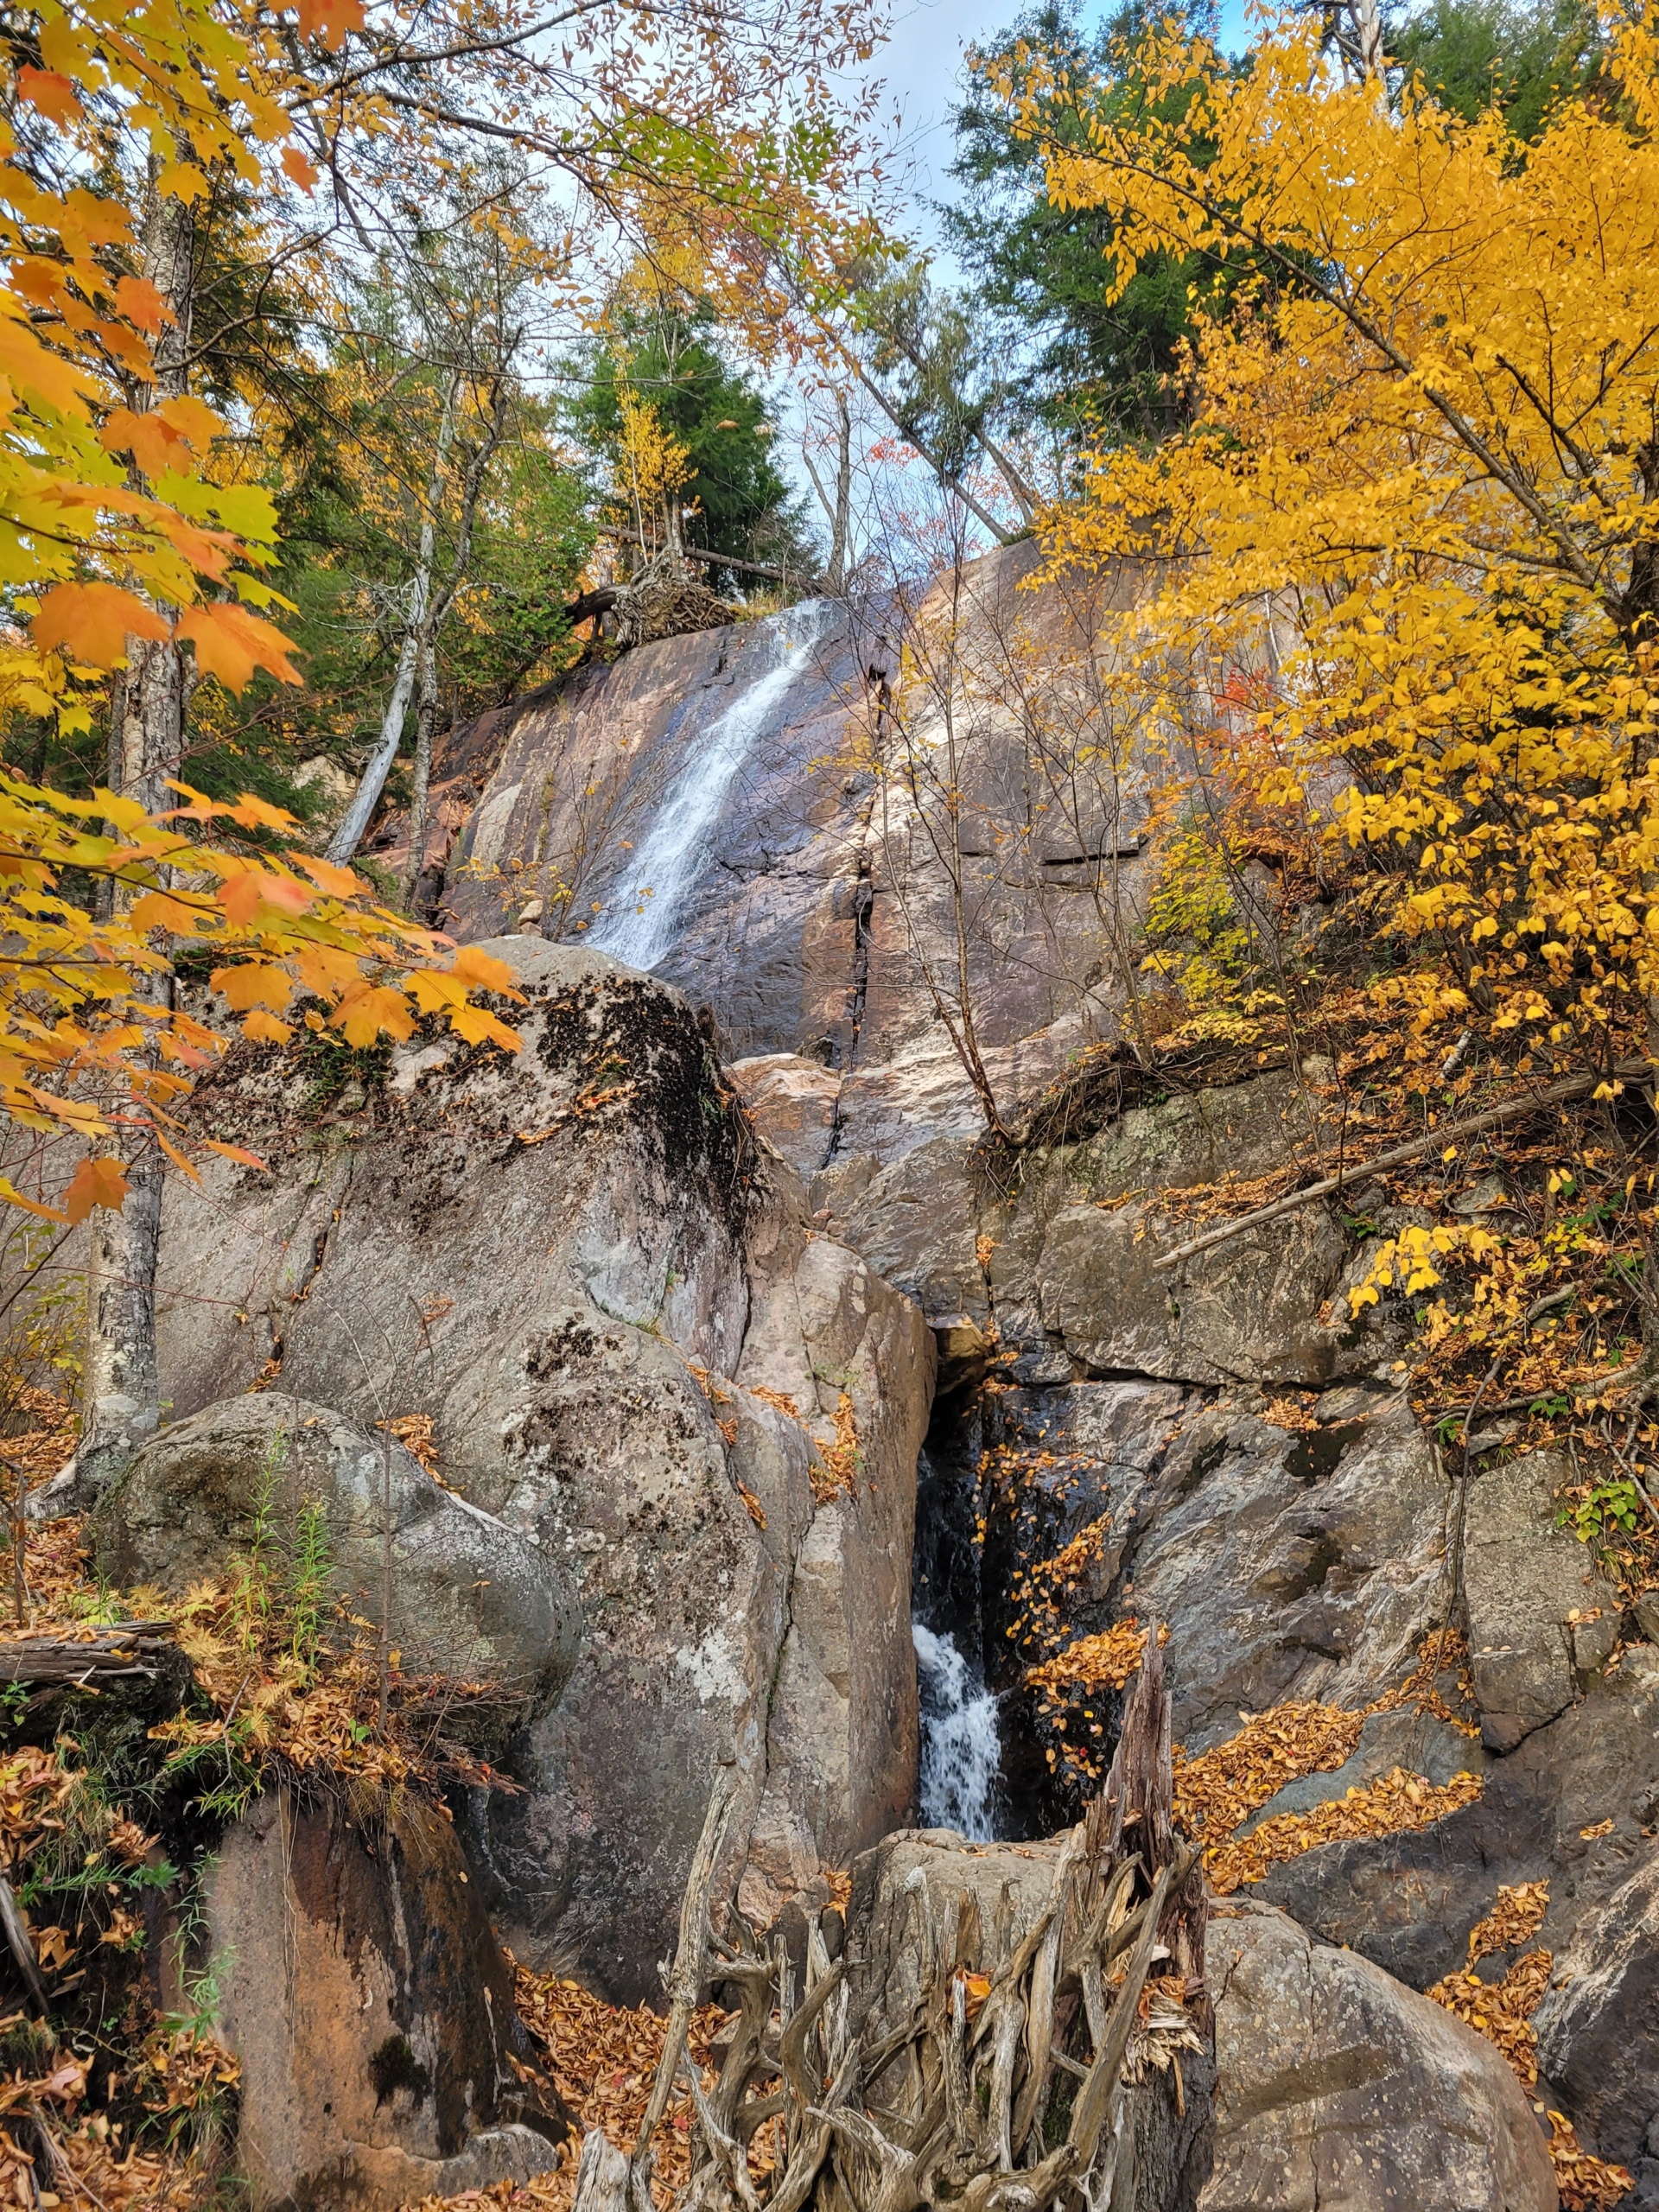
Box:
[574,1639,1212,2212]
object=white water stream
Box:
[912,1622,1001,1841]
[588,599,836,972]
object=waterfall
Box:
[588,598,837,971]
[912,1623,1001,1842]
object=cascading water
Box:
[912,1623,1001,1840]
[588,598,837,972]
[912,1429,1009,1841]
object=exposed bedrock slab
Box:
[438,545,1161,1115]
[153,938,932,1999]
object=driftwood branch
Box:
[1151,1058,1651,1273]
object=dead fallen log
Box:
[575,1636,1213,2212]
[0,1623,177,1686]
[1150,1057,1652,1274]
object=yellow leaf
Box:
[240,1010,294,1045]
[210,963,294,1013]
[449,945,526,998]
[332,986,414,1048]
[0,1176,68,1223]
[446,1001,523,1052]
[157,163,209,204]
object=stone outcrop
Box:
[209,1786,563,2210]
[1533,1853,1659,2177]
[1203,1898,1556,2212]
[92,1393,580,1736]
[1462,1450,1622,1751]
[153,938,933,2000]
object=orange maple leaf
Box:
[288,851,366,900]
[33,582,169,669]
[0,313,98,416]
[155,393,223,450]
[64,1155,130,1222]
[16,68,80,125]
[113,276,170,335]
[294,0,365,47]
[99,405,190,479]
[175,602,301,691]
[215,869,312,927]
[203,1138,270,1168]
[281,147,320,189]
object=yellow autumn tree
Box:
[1012,5,1659,1086]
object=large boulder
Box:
[153,939,933,1999]
[1202,1899,1556,2212]
[209,1784,563,2209]
[92,1393,579,1731]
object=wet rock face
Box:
[210,1787,563,2210]
[938,1376,1446,1835]
[440,549,1162,1158]
[155,938,932,2001]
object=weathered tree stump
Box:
[576,1635,1214,2212]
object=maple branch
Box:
[1151,1057,1653,1272]
[288,0,643,105]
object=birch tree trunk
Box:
[402,635,439,907]
[327,371,460,866]
[79,182,194,1497]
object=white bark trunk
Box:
[327,371,460,865]
[80,179,193,1496]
